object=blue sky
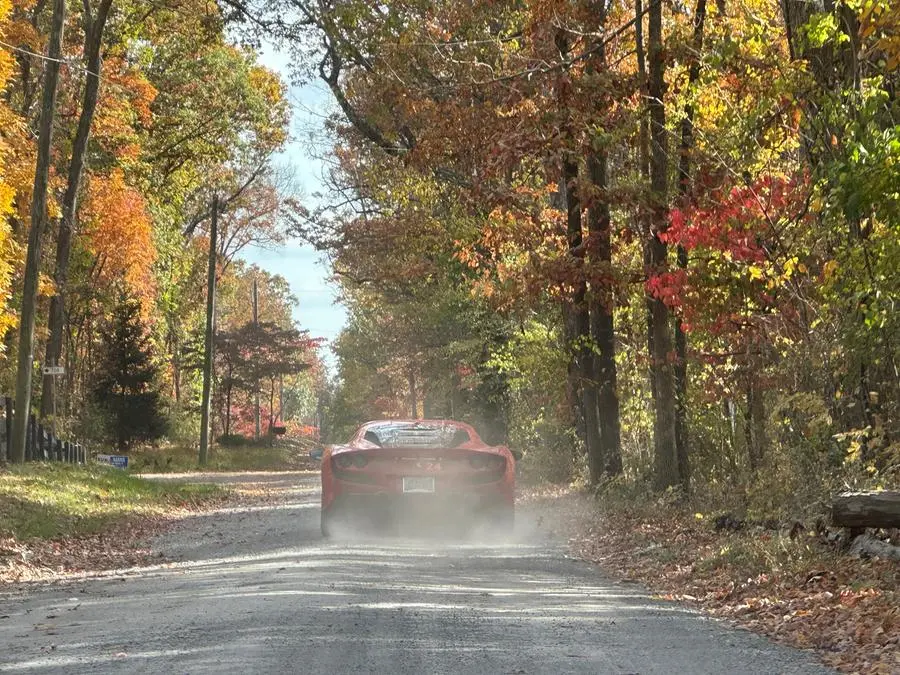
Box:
[242,46,348,371]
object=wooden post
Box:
[26,415,35,461]
[3,397,11,462]
[253,277,260,441]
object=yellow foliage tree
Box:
[0,0,22,346]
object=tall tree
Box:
[41,0,114,422]
[10,0,66,463]
[645,0,680,490]
[556,28,604,482]
[672,0,708,491]
[93,291,168,451]
[585,0,622,478]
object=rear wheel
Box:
[489,504,515,535]
[320,507,334,538]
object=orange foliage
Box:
[81,169,156,299]
[92,56,158,161]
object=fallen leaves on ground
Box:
[568,496,899,675]
[0,494,231,585]
[0,471,313,585]
[0,517,173,583]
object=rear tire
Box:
[490,504,515,535]
[320,508,333,538]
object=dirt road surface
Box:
[0,472,833,673]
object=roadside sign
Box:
[96,454,128,469]
[43,366,65,376]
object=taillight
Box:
[334,453,368,470]
[468,454,505,471]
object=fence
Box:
[1,397,86,464]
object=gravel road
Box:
[0,472,834,674]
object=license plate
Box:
[402,476,435,493]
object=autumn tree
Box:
[216,321,315,437]
[0,0,23,356]
[10,0,65,463]
[41,0,114,422]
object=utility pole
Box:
[10,0,67,463]
[278,373,284,425]
[199,196,218,466]
[253,277,261,440]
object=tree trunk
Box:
[556,30,602,481]
[635,0,658,411]
[745,374,767,473]
[752,376,767,470]
[10,0,67,464]
[646,0,680,491]
[172,343,181,404]
[269,378,276,429]
[556,181,585,443]
[586,150,622,478]
[568,156,603,483]
[224,375,232,437]
[672,0,707,492]
[586,3,622,478]
[41,0,114,422]
[562,304,586,441]
[199,197,218,466]
[832,491,900,529]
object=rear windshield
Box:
[362,423,470,448]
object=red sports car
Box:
[314,420,517,537]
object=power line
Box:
[0,39,103,79]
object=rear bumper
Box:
[323,490,513,530]
[323,478,514,515]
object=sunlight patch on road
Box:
[0,646,220,671]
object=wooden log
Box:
[849,533,900,561]
[832,491,900,529]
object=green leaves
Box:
[803,12,848,49]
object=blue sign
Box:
[96,454,128,469]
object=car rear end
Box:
[321,425,515,536]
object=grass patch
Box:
[0,463,224,541]
[127,441,317,474]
